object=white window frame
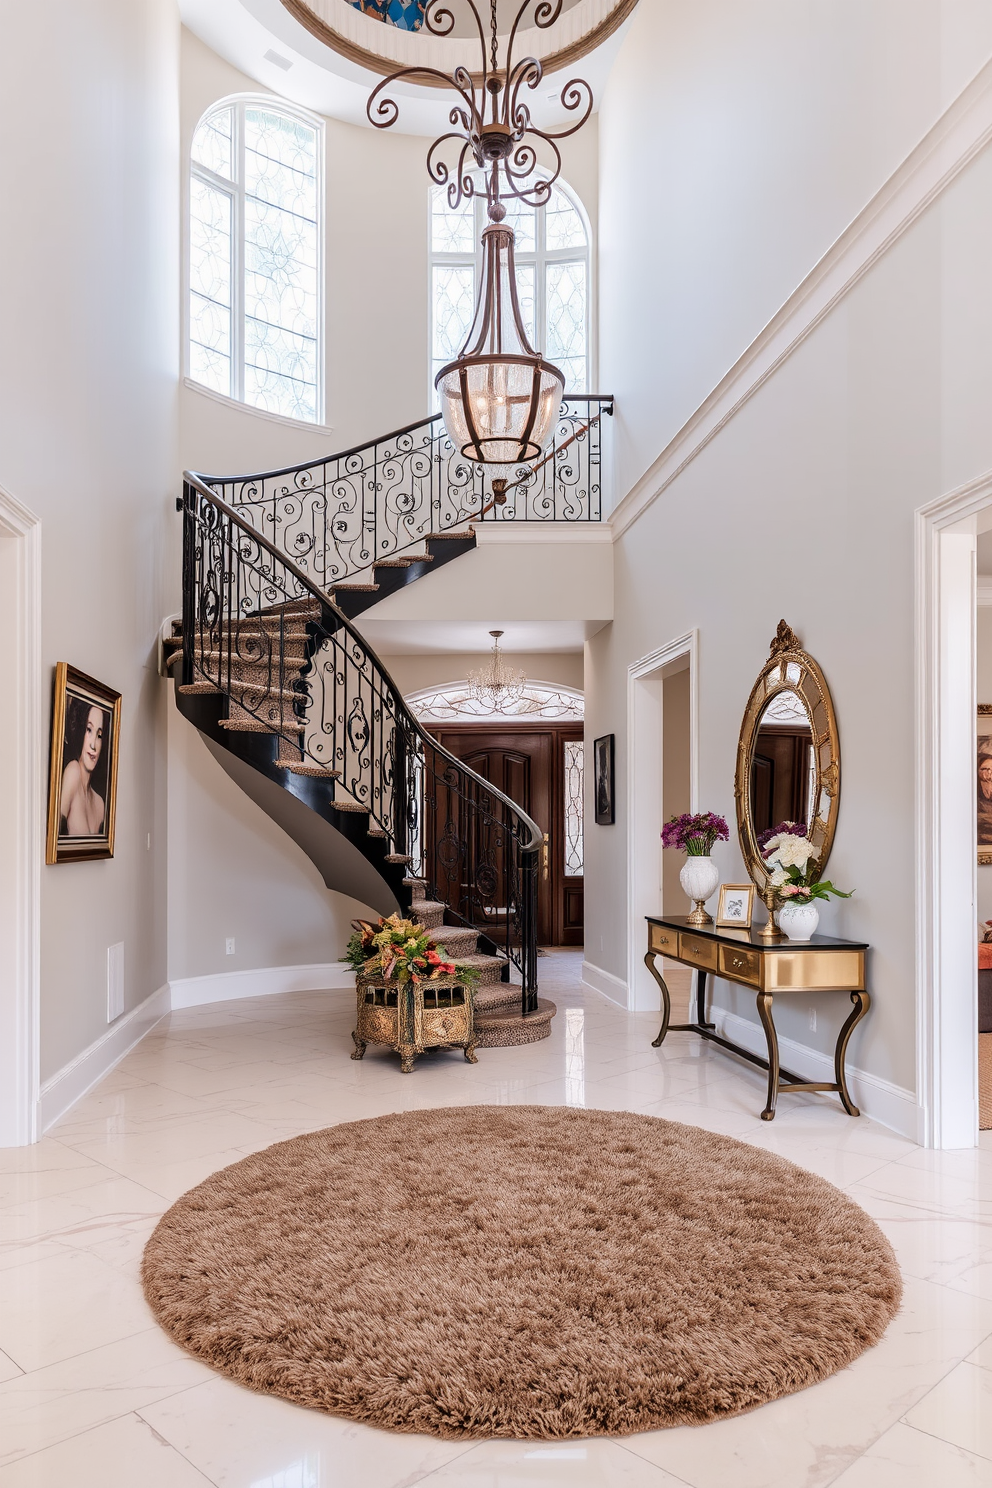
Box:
[186,94,325,427]
[428,177,593,406]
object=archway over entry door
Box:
[0,484,42,1147]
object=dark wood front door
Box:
[431,724,584,947]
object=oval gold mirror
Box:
[735,621,840,894]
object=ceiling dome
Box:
[280,0,639,82]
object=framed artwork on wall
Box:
[716,883,755,929]
[46,664,121,864]
[980,705,992,866]
[594,733,615,825]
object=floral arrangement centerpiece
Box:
[759,821,852,941]
[661,811,729,925]
[343,913,481,986]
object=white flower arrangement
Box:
[758,822,852,904]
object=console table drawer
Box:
[649,923,678,954]
[679,932,719,971]
[719,943,761,987]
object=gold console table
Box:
[645,916,870,1120]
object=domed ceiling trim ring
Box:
[279,0,639,84]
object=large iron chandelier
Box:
[468,630,527,710]
[367,0,593,466]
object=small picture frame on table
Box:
[46,663,121,864]
[594,734,615,825]
[716,883,755,930]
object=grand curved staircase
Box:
[166,399,610,1046]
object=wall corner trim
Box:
[608,55,992,540]
[581,959,629,1007]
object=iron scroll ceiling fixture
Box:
[366,0,593,467]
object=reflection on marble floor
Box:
[1,949,990,1487]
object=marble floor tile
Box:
[0,1243,158,1372]
[139,1375,473,1488]
[0,1413,216,1486]
[417,1438,694,1485]
[827,1421,992,1486]
[901,1357,992,1460]
[0,1327,214,1466]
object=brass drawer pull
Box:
[729,954,747,970]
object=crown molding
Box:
[609,55,992,541]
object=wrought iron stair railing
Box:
[180,474,543,1014]
[189,395,612,593]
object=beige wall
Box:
[589,1,992,1103]
[0,0,180,1082]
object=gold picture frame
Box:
[46,663,121,864]
[979,704,992,866]
[716,883,755,930]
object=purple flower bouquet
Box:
[661,811,730,857]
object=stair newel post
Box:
[520,840,539,1017]
[181,481,195,689]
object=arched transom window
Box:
[188,100,322,423]
[430,182,590,400]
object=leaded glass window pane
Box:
[432,263,475,386]
[189,176,232,395]
[502,196,536,252]
[431,188,474,254]
[515,262,536,349]
[564,740,584,876]
[545,187,585,251]
[192,107,233,180]
[243,109,318,420]
[546,259,586,392]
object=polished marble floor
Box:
[1,950,990,1487]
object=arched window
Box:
[429,181,590,401]
[188,99,322,424]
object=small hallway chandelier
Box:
[366,0,593,466]
[468,631,526,710]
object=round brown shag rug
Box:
[141,1106,901,1438]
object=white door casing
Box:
[0,485,42,1147]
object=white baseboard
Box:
[39,984,171,1133]
[169,961,354,1009]
[581,960,629,1007]
[715,1009,921,1141]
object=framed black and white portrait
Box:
[594,734,615,825]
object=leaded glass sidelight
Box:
[429,180,590,403]
[564,740,584,877]
[188,99,322,423]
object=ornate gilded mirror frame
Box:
[734,621,841,922]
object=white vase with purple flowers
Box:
[758,821,853,941]
[662,812,730,926]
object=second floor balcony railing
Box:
[190,395,613,592]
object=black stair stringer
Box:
[173,684,408,917]
[325,530,477,620]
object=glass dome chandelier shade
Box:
[365,0,593,465]
[436,218,564,464]
[468,630,527,710]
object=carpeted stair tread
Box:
[218,718,304,734]
[178,681,222,694]
[384,854,414,864]
[474,997,557,1046]
[280,762,341,778]
[329,800,371,813]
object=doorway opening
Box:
[627,633,697,1011]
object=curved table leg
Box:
[756,992,780,1120]
[647,952,673,1047]
[834,990,870,1116]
